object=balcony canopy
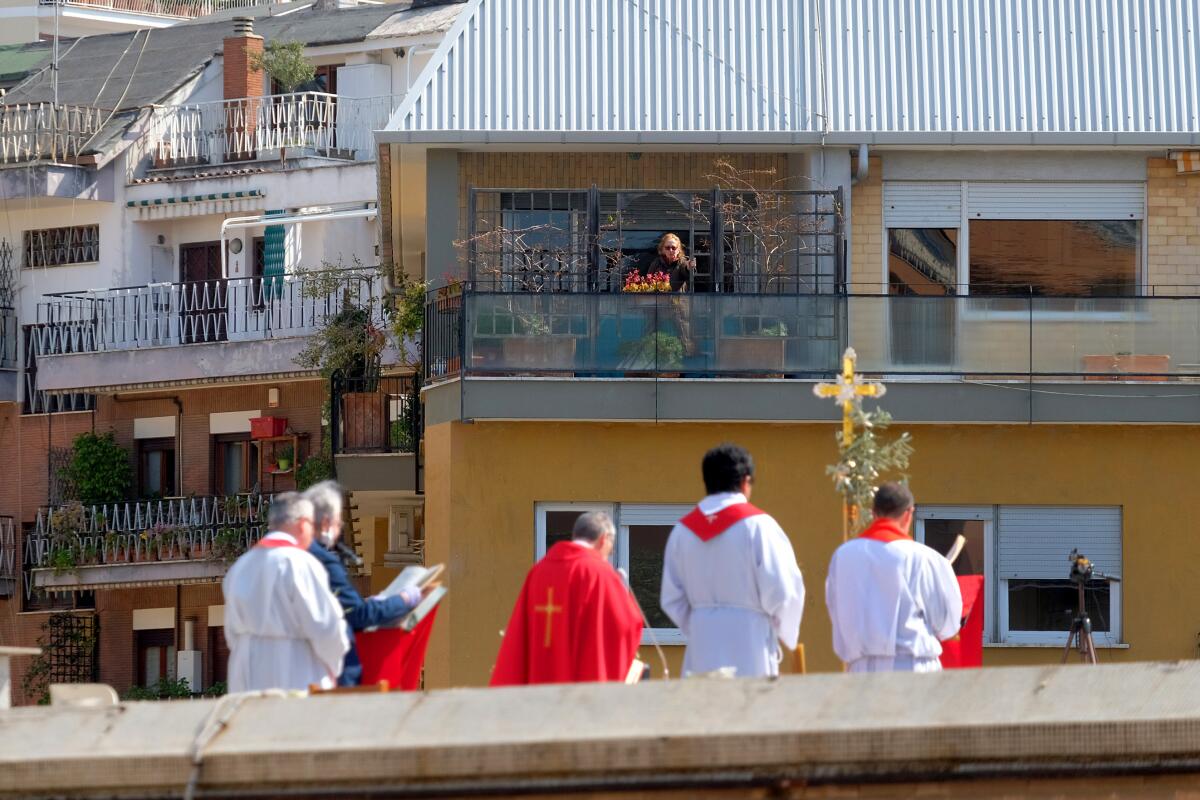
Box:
[386,0,1200,146]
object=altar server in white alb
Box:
[661,443,806,678]
[222,492,349,692]
[826,482,963,673]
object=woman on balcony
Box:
[650,233,694,292]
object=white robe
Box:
[825,536,963,673]
[222,532,349,693]
[660,492,806,678]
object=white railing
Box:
[0,103,107,165]
[35,267,384,355]
[0,517,15,591]
[38,0,272,18]
[27,495,269,568]
[127,92,397,179]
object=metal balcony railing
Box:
[126,92,397,179]
[33,267,384,356]
[0,307,16,369]
[0,516,15,597]
[330,373,421,456]
[38,0,272,18]
[426,287,1200,383]
[0,103,108,165]
[25,495,269,570]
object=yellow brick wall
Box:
[1146,157,1200,294]
[848,156,883,292]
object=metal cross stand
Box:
[813,347,887,542]
[1061,549,1119,665]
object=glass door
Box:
[915,506,993,643]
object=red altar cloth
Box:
[939,575,984,669]
[355,608,440,690]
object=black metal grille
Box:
[331,373,421,459]
[467,187,844,294]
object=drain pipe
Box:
[852,143,869,184]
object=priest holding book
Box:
[305,481,426,686]
[491,512,643,686]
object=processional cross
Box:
[535,587,563,648]
[813,347,887,541]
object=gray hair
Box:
[268,492,315,530]
[572,511,615,543]
[304,480,344,532]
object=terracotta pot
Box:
[342,392,388,452]
[718,337,788,375]
[1081,354,1170,382]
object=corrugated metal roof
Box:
[385,0,1200,145]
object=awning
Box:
[127,189,265,220]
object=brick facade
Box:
[1146,157,1200,294]
[0,379,326,703]
[222,29,264,102]
[848,156,883,291]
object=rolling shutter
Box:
[967,183,1144,220]
[262,208,287,296]
[617,504,692,526]
[997,506,1121,579]
[883,182,962,229]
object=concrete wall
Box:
[422,419,1200,688]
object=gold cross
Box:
[813,347,886,445]
[535,586,563,648]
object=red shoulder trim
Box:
[679,503,765,542]
[257,536,303,550]
[857,519,912,544]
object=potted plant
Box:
[618,332,685,373]
[276,444,294,472]
[501,312,577,370]
[213,527,246,563]
[104,531,128,564]
[719,316,789,375]
[1081,352,1171,382]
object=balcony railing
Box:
[126,92,396,179]
[25,496,269,571]
[34,267,383,356]
[331,373,421,456]
[426,288,1200,382]
[0,516,15,597]
[0,307,16,369]
[0,103,107,165]
[39,0,272,18]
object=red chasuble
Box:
[679,503,765,542]
[939,576,985,669]
[490,542,643,686]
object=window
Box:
[969,220,1138,297]
[138,438,176,499]
[136,629,176,687]
[213,434,259,495]
[209,626,229,688]
[916,505,1122,646]
[23,225,100,268]
[535,503,687,645]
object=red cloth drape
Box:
[940,575,984,669]
[490,542,642,686]
[355,607,440,690]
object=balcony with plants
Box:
[37,0,273,21]
[24,432,269,594]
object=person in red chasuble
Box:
[826,482,963,673]
[660,444,806,678]
[491,512,643,686]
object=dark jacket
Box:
[308,541,416,686]
[649,256,691,292]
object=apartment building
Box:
[380,0,1200,687]
[0,0,462,702]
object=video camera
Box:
[1067,549,1118,585]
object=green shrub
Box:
[66,432,132,505]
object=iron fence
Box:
[0,103,108,164]
[34,267,383,355]
[331,373,421,460]
[424,284,463,382]
[38,0,271,17]
[467,187,844,294]
[25,495,270,571]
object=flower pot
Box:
[277,458,292,471]
[341,392,388,452]
[719,337,788,375]
[1081,354,1170,382]
[501,336,577,371]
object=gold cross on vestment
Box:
[813,347,886,445]
[535,587,563,648]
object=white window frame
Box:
[616,504,691,646]
[915,506,995,644]
[534,502,686,647]
[916,504,1123,647]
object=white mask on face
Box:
[317,526,336,549]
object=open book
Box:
[371,564,446,632]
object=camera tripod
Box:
[1061,579,1099,665]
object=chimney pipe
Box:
[224,16,265,103]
